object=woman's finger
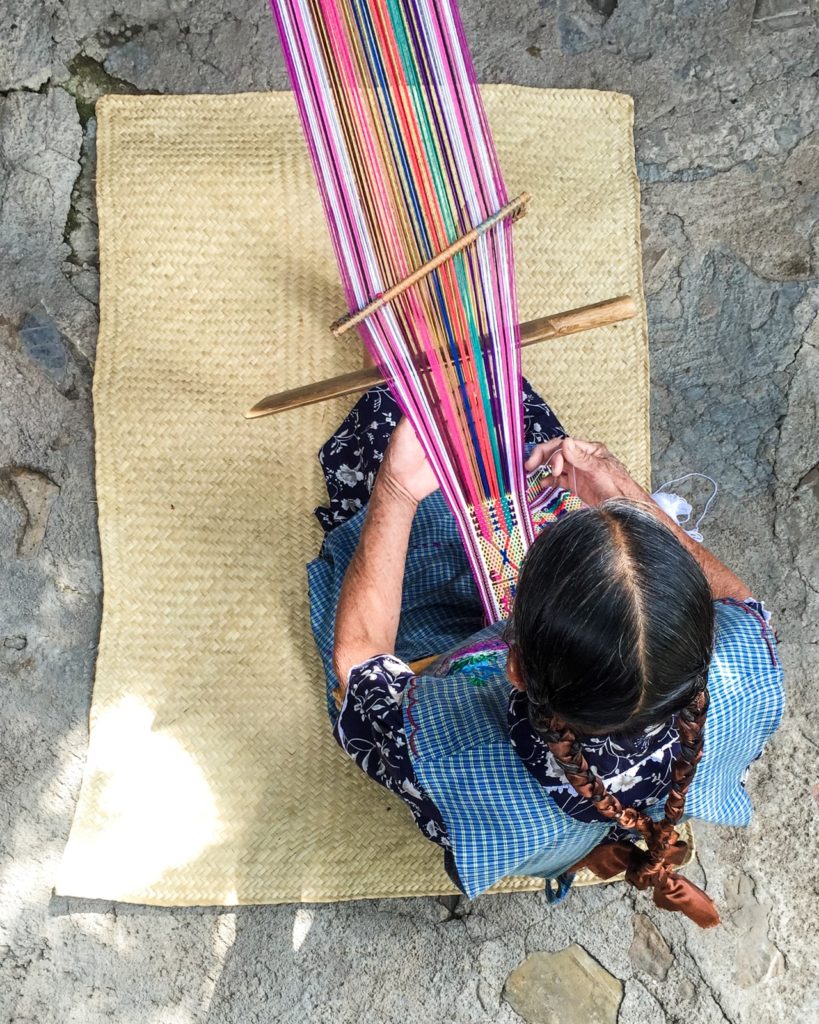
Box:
[548,451,564,478]
[524,437,565,472]
[573,437,610,461]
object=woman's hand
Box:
[379,417,440,505]
[525,436,649,507]
[526,436,757,605]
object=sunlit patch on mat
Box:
[56,89,690,905]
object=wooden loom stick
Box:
[329,191,531,335]
[246,294,637,418]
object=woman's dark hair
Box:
[509,498,714,735]
[507,498,720,927]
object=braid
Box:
[664,683,709,827]
[538,683,718,926]
[512,499,720,925]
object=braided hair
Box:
[508,498,720,927]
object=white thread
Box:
[541,446,578,497]
[652,472,719,543]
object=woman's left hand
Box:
[379,418,440,504]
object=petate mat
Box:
[57,87,693,904]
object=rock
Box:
[101,8,283,94]
[17,311,72,391]
[503,945,623,1024]
[0,2,52,91]
[63,55,140,126]
[437,894,461,920]
[647,245,806,557]
[63,115,99,273]
[601,4,656,62]
[736,932,787,988]
[588,0,618,16]
[752,0,815,32]
[724,872,787,988]
[0,89,94,363]
[629,914,675,981]
[673,0,730,14]
[618,978,667,1022]
[478,937,527,1014]
[6,468,60,558]
[556,7,605,56]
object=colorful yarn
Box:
[271,0,533,619]
[532,490,586,531]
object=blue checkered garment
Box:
[402,600,784,897]
[307,489,485,719]
[307,493,784,899]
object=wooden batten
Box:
[245,295,637,419]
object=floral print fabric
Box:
[507,687,682,841]
[334,655,451,849]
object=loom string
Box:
[403,0,495,478]
[275,0,364,299]
[409,6,511,520]
[435,0,526,511]
[425,0,515,512]
[441,0,527,557]
[345,3,458,407]
[317,4,401,280]
[358,0,492,498]
[271,0,529,618]
[339,0,484,501]
[298,0,381,302]
[288,0,456,503]
[405,0,518,536]
[397,0,506,505]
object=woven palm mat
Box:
[57,87,694,905]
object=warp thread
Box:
[271,0,531,620]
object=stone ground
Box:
[1,1,817,1022]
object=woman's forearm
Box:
[332,474,417,689]
[527,438,757,603]
[643,499,755,603]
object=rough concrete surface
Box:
[0,1,817,1022]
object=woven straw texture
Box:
[57,88,692,905]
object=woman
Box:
[307,383,784,929]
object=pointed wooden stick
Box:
[330,192,531,336]
[245,294,637,419]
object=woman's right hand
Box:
[525,437,649,508]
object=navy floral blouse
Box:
[334,654,452,849]
[315,378,566,533]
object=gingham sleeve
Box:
[742,597,781,723]
[332,655,452,849]
[715,596,780,660]
[710,596,783,792]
